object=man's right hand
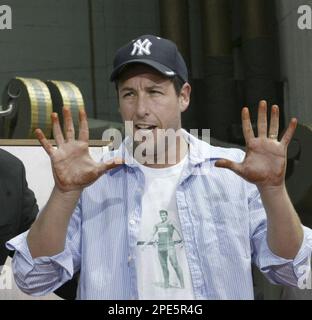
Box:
[35,106,123,192]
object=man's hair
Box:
[115,75,185,97]
[171,76,185,96]
[159,209,168,216]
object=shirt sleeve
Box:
[6,200,82,297]
[248,184,312,287]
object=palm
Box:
[50,141,100,191]
[35,107,122,192]
[239,138,285,187]
[216,101,297,190]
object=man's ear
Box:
[179,83,191,113]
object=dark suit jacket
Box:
[0,148,38,266]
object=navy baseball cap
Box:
[110,35,188,83]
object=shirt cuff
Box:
[6,231,74,279]
[258,226,312,274]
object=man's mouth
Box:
[135,124,157,133]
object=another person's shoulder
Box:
[0,148,24,172]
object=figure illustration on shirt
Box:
[140,209,185,289]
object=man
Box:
[7,35,312,299]
[139,209,184,290]
[0,149,38,269]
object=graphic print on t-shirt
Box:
[137,209,185,289]
[135,156,194,299]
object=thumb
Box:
[215,159,243,176]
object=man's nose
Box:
[135,95,150,118]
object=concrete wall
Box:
[90,0,160,121]
[0,0,93,114]
[276,0,312,125]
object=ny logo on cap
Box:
[131,39,152,56]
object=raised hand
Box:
[35,107,123,192]
[215,100,297,191]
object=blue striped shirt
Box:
[7,130,312,299]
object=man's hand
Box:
[35,107,123,192]
[215,100,297,191]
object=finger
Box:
[215,159,243,176]
[268,105,279,140]
[63,106,75,141]
[78,109,89,142]
[51,113,64,146]
[35,128,55,157]
[97,158,125,175]
[281,118,298,147]
[242,107,255,142]
[257,100,268,137]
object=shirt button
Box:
[129,219,135,225]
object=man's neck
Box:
[141,136,188,169]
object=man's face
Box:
[160,211,168,222]
[117,65,191,162]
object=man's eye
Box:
[150,90,162,95]
[123,92,134,98]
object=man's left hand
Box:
[215,100,297,192]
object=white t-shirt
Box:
[135,157,195,300]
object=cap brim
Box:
[110,59,177,82]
